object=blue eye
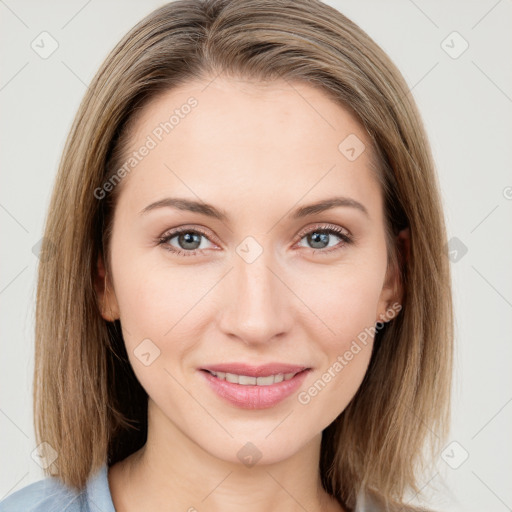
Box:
[157,223,353,257]
[295,223,353,255]
[157,226,214,257]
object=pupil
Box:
[309,231,328,249]
[177,231,331,251]
[180,232,200,250]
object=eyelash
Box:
[156,223,353,258]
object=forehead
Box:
[115,76,382,222]
[131,76,371,151]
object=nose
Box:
[217,247,294,346]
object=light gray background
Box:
[1,1,511,510]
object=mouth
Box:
[199,365,311,409]
[201,368,306,386]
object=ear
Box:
[94,252,120,322]
[376,227,409,323]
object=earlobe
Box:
[94,253,120,322]
[376,227,409,323]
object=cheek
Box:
[296,279,380,424]
[295,261,386,342]
[292,262,384,412]
[112,246,207,338]
[297,343,372,431]
[111,263,204,406]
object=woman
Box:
[0,0,453,511]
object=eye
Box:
[295,223,353,255]
[157,223,353,258]
[157,226,217,257]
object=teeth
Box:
[208,371,298,385]
[256,375,274,385]
[239,375,256,385]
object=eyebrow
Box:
[140,196,369,221]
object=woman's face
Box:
[98,76,400,465]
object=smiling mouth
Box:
[200,367,311,409]
[201,369,307,386]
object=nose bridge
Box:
[218,241,291,344]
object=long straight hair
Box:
[33,1,453,510]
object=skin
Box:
[95,75,405,512]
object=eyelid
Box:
[159,224,220,245]
[294,222,352,241]
[157,222,354,257]
[158,223,351,244]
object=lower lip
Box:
[200,369,310,409]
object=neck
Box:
[108,398,344,512]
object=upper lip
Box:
[200,363,310,377]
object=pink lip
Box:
[199,367,311,410]
[200,362,308,377]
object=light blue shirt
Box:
[0,463,115,512]
[0,462,381,511]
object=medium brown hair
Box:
[34,1,453,510]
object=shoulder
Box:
[0,463,114,512]
[0,475,86,512]
[355,487,437,512]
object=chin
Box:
[193,426,317,468]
